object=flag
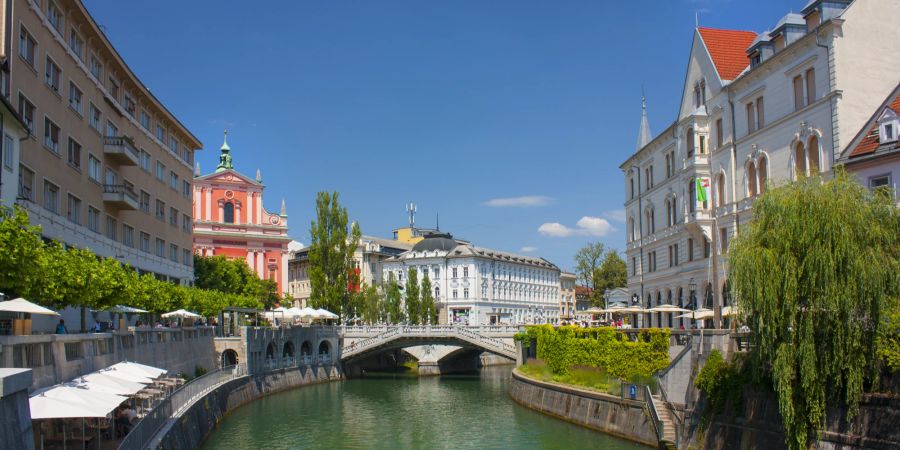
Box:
[696,177,708,203]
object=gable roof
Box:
[697,27,758,81]
[193,168,262,186]
[842,82,900,160]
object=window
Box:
[123,92,136,116]
[686,128,694,157]
[156,125,165,142]
[715,174,726,208]
[665,153,671,179]
[18,26,36,67]
[882,121,897,143]
[756,97,765,129]
[673,244,679,266]
[452,267,458,278]
[69,29,84,60]
[632,257,637,276]
[452,289,458,299]
[88,207,100,232]
[704,239,711,258]
[699,135,707,154]
[140,232,150,253]
[748,162,758,197]
[223,202,234,223]
[47,2,63,31]
[89,103,100,131]
[19,166,34,201]
[155,200,165,220]
[793,75,804,111]
[182,213,191,232]
[139,191,150,213]
[720,227,729,253]
[630,178,634,199]
[169,244,178,262]
[169,207,178,226]
[668,245,673,268]
[18,94,35,133]
[463,267,469,278]
[43,118,60,153]
[183,249,192,266]
[140,111,151,130]
[123,225,134,247]
[68,82,82,114]
[758,156,768,194]
[169,171,178,189]
[66,194,81,224]
[155,238,165,257]
[3,134,13,169]
[169,137,178,154]
[105,216,117,241]
[182,180,190,198]
[805,68,816,106]
[108,77,119,101]
[106,121,118,138]
[746,102,755,133]
[869,174,892,190]
[140,150,151,171]
[688,178,696,213]
[156,161,165,180]
[688,238,694,261]
[67,138,81,169]
[794,142,807,178]
[104,168,117,186]
[808,136,820,175]
[715,118,723,149]
[44,56,61,92]
[42,180,59,213]
[89,55,102,80]
[463,288,469,298]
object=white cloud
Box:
[519,246,538,253]
[603,209,627,223]
[483,196,553,207]
[538,216,615,238]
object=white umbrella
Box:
[721,305,739,317]
[298,307,321,319]
[32,384,127,415]
[105,305,148,313]
[29,393,112,419]
[107,361,167,379]
[285,307,305,317]
[647,304,691,313]
[315,308,339,320]
[584,307,605,315]
[675,308,714,320]
[77,372,146,396]
[161,309,201,318]
[0,298,58,315]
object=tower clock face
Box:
[271,216,280,225]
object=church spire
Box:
[280,198,287,217]
[215,129,234,172]
[636,95,652,151]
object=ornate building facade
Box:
[193,133,291,293]
[620,0,900,328]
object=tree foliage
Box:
[193,255,280,309]
[359,284,383,325]
[405,267,420,324]
[420,275,437,325]
[574,242,605,291]
[307,191,361,322]
[0,206,263,326]
[384,274,404,324]
[729,171,900,450]
[594,249,627,300]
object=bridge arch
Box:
[283,341,295,357]
[265,341,276,360]
[221,349,238,368]
[300,340,312,356]
[341,326,517,363]
[318,340,332,357]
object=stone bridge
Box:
[340,325,520,364]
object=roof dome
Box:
[411,233,458,253]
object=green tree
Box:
[0,205,50,301]
[729,171,900,450]
[193,254,280,308]
[307,192,361,323]
[405,267,420,324]
[574,242,605,303]
[385,274,404,324]
[593,250,627,305]
[420,275,437,325]
[359,284,383,324]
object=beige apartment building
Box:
[4,0,201,282]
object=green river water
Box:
[200,366,647,450]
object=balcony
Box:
[103,183,139,210]
[103,136,140,166]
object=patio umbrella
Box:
[721,305,739,317]
[315,308,339,320]
[0,298,59,315]
[161,309,201,318]
[298,307,321,319]
[105,305,148,314]
[647,304,691,313]
[77,373,146,396]
[675,308,714,320]
[583,307,605,315]
[106,361,167,379]
[29,393,113,419]
[32,384,127,416]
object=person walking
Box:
[55,319,67,334]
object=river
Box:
[200,366,647,449]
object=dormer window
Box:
[750,51,761,68]
[877,108,899,144]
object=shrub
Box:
[694,349,747,414]
[194,365,208,378]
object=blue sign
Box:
[629,384,636,400]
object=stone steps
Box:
[652,394,678,448]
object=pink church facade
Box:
[192,134,291,294]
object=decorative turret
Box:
[256,168,262,183]
[215,130,234,172]
[280,198,287,217]
[194,162,200,177]
[636,96,652,151]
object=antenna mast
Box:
[406,202,417,228]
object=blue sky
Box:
[85,0,795,271]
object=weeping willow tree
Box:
[729,170,899,450]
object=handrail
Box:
[645,385,664,443]
[118,364,247,450]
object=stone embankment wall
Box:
[0,368,34,450]
[154,364,343,449]
[0,327,217,391]
[508,369,656,447]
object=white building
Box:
[382,233,560,326]
[0,97,29,208]
[620,0,900,328]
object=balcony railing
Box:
[103,183,139,210]
[103,136,140,166]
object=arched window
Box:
[223,202,235,223]
[715,174,726,208]
[747,162,758,197]
[686,128,695,157]
[629,217,636,241]
[808,135,820,174]
[794,142,807,178]
[688,179,696,213]
[758,156,768,193]
[665,200,672,227]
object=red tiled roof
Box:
[575,286,593,297]
[697,27,758,81]
[848,93,900,158]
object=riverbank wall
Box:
[508,369,656,447]
[152,363,343,449]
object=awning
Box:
[106,361,167,379]
[76,373,147,396]
[0,298,59,315]
[29,394,113,419]
[30,384,127,420]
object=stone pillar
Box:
[204,188,212,221]
[247,192,254,224]
[0,368,34,450]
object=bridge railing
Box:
[341,325,517,359]
[340,325,521,336]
